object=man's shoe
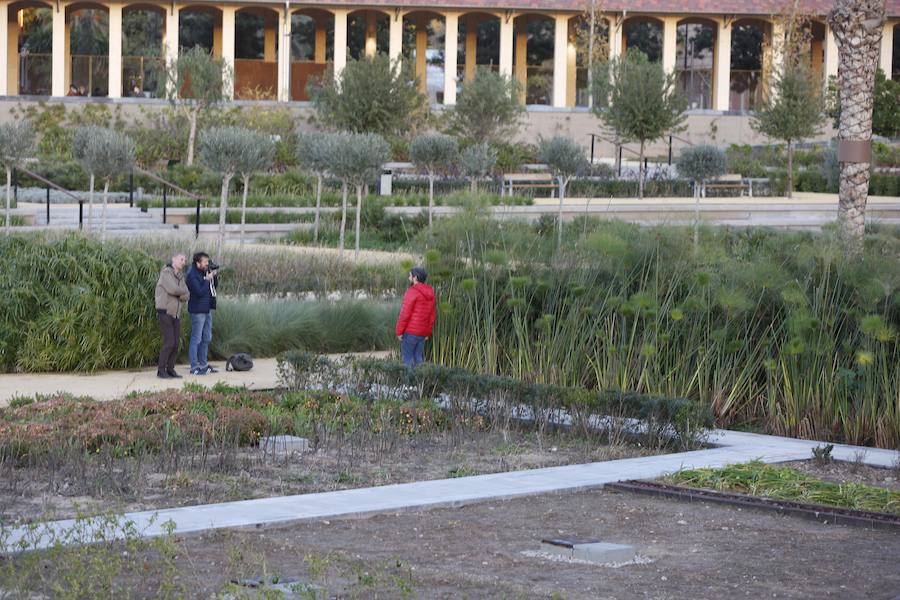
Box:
[190,368,207,376]
[204,366,219,374]
[166,370,183,379]
[157,371,171,379]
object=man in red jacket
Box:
[395,267,436,367]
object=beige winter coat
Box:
[155,265,190,318]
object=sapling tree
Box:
[82,129,136,238]
[236,131,276,247]
[296,132,335,243]
[592,49,686,199]
[538,136,589,248]
[0,120,36,234]
[410,133,458,235]
[459,143,498,195]
[73,125,110,232]
[676,145,726,248]
[330,133,390,261]
[199,126,248,253]
[157,46,231,166]
[448,68,524,145]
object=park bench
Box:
[705,174,751,197]
[502,173,557,197]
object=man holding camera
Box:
[186,251,219,375]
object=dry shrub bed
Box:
[0,384,658,525]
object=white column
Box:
[714,20,731,111]
[881,22,894,77]
[771,21,785,75]
[333,9,348,78]
[552,14,568,108]
[221,5,236,99]
[662,16,677,73]
[0,1,8,96]
[51,2,65,97]
[389,11,403,61]
[277,8,290,101]
[164,5,179,65]
[824,26,838,83]
[444,12,458,105]
[499,14,513,77]
[108,3,122,98]
[609,16,622,60]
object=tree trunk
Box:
[354,185,363,261]
[556,177,566,249]
[314,174,323,243]
[4,168,11,234]
[638,140,646,199]
[101,179,110,239]
[428,174,435,236]
[786,141,793,199]
[339,182,348,259]
[829,0,886,251]
[470,177,478,195]
[87,174,95,232]
[186,109,199,166]
[693,179,701,249]
[217,175,231,256]
[240,174,250,248]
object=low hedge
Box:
[278,352,713,449]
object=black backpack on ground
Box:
[226,353,254,372]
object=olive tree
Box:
[157,45,231,166]
[296,132,335,242]
[459,142,498,195]
[676,145,726,248]
[410,133,459,235]
[330,133,391,261]
[73,125,113,232]
[448,68,524,144]
[236,131,276,247]
[538,136,589,248]
[0,120,36,234]
[750,60,824,200]
[592,49,686,198]
[199,126,247,253]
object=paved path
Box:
[3,426,897,553]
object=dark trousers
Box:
[400,333,427,367]
[157,310,181,372]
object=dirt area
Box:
[0,431,654,525]
[780,459,900,492]
[125,487,900,599]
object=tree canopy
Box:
[447,68,523,145]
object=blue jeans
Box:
[400,333,426,368]
[189,312,213,370]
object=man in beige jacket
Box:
[154,253,189,378]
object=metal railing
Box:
[123,55,163,97]
[70,55,109,96]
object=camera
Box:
[208,261,220,272]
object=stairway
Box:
[35,204,175,234]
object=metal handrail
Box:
[16,166,84,203]
[133,166,202,200]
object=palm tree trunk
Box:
[240,175,250,248]
[354,185,363,261]
[314,174,323,243]
[638,140,646,199]
[101,179,110,239]
[5,168,11,234]
[829,0,886,251]
[186,109,198,166]
[87,174,95,232]
[217,175,231,256]
[339,182,348,259]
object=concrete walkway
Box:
[3,426,897,553]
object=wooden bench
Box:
[705,174,750,197]
[502,173,556,196]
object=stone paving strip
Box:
[3,428,897,553]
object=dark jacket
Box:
[186,266,214,314]
[396,284,436,337]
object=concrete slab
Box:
[261,435,310,454]
[573,542,636,564]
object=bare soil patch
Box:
[0,431,653,526]
[780,459,900,492]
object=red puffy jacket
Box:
[396,283,436,337]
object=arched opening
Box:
[571,15,608,106]
[730,19,769,111]
[347,9,388,59]
[290,8,333,101]
[623,17,662,62]
[179,5,221,56]
[676,19,715,110]
[67,3,108,96]
[234,7,278,99]
[122,4,163,97]
[9,2,52,95]
[403,11,444,103]
[513,13,554,105]
[456,11,500,85]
